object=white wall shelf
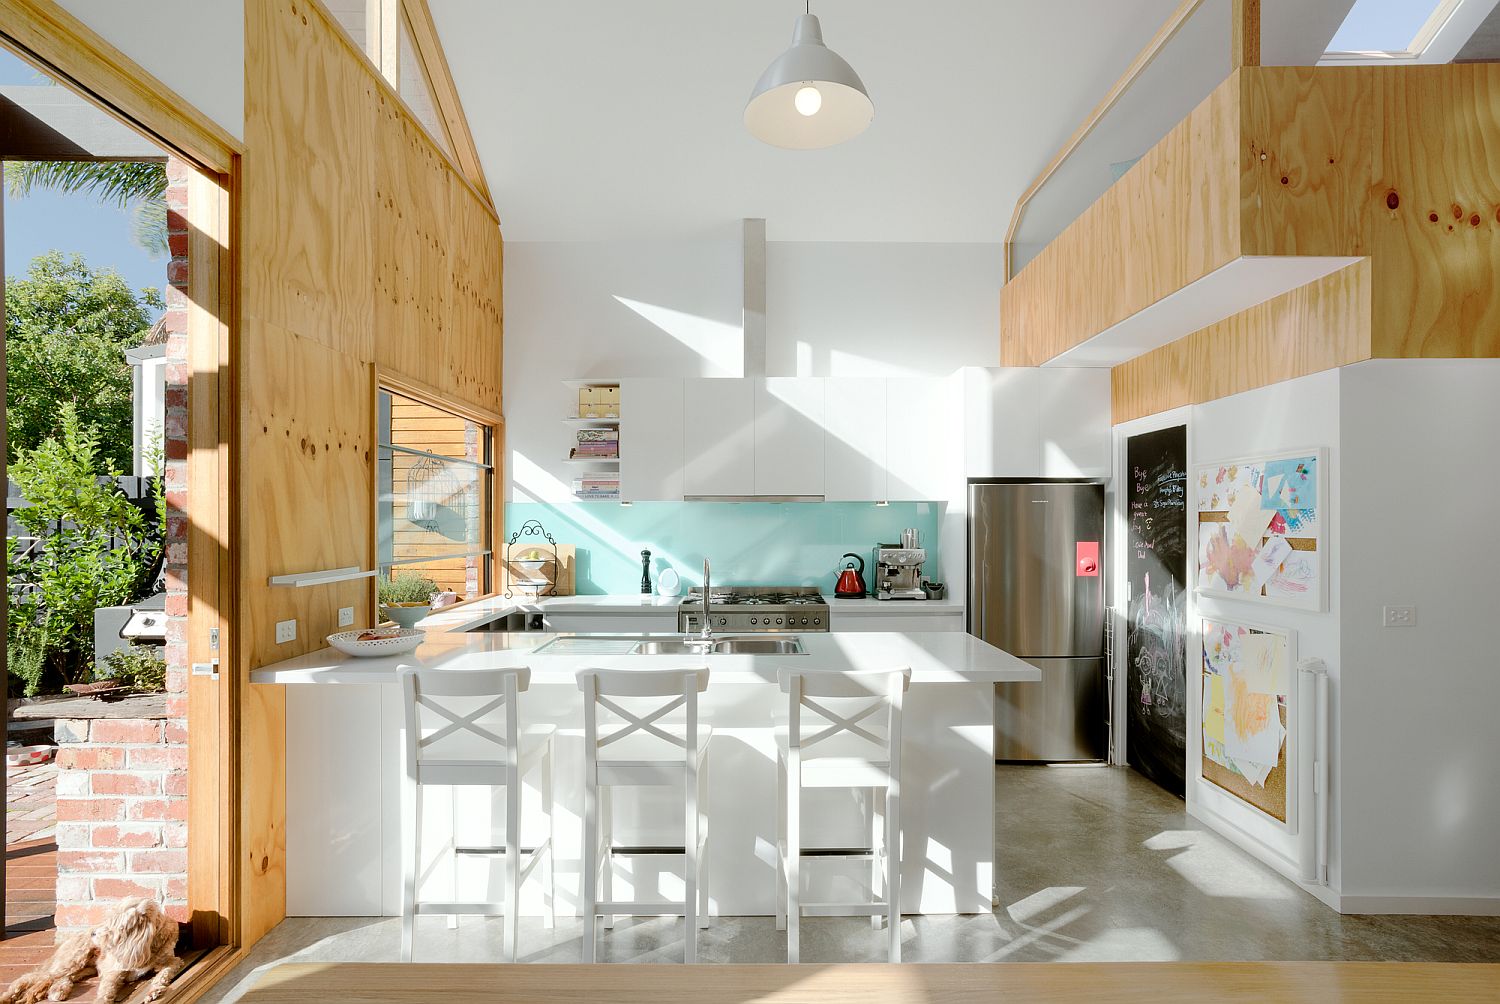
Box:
[269,566,377,588]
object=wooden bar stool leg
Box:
[505,772,521,963]
[774,753,786,932]
[448,791,460,931]
[786,750,800,964]
[601,787,615,931]
[542,741,556,930]
[582,774,598,963]
[870,786,883,930]
[886,785,900,963]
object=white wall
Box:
[1338,360,1500,910]
[1186,370,1344,895]
[766,243,1003,376]
[58,0,245,140]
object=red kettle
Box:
[835,553,867,599]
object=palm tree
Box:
[5,160,169,256]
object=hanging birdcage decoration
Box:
[405,455,460,530]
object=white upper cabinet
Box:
[754,378,826,497]
[619,378,684,501]
[823,378,887,501]
[682,378,755,497]
[885,377,951,500]
[964,367,1041,477]
[1037,368,1111,477]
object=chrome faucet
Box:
[700,558,713,639]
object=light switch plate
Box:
[338,606,355,627]
[1382,605,1416,627]
[276,619,298,644]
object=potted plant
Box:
[378,572,440,629]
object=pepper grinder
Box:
[640,549,652,594]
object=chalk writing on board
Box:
[1125,426,1188,799]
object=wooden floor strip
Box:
[239,961,1500,1003]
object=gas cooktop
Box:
[678,586,829,632]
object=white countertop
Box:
[250,629,1036,686]
[254,591,1007,686]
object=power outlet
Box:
[1382,605,1416,627]
[275,619,298,644]
[338,606,355,627]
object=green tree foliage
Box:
[4,251,163,471]
[6,405,163,695]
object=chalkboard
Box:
[1126,425,1188,798]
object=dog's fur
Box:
[0,898,183,1004]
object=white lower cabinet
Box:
[832,611,966,633]
[682,378,755,497]
[620,378,684,501]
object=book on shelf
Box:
[576,428,619,443]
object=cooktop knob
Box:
[750,617,758,625]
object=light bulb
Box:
[794,85,822,117]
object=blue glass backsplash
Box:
[504,502,944,595]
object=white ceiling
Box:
[430,1,1357,244]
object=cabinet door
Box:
[754,378,825,497]
[1038,368,1111,477]
[824,378,887,501]
[963,367,1041,477]
[682,378,755,497]
[885,377,952,499]
[619,378,684,501]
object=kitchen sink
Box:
[633,639,716,655]
[629,635,805,656]
[710,637,804,655]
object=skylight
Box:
[1324,0,1458,57]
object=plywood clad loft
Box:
[1110,260,1370,424]
[240,0,502,945]
[1002,64,1500,422]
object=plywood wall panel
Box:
[237,318,374,942]
[1111,261,1369,425]
[1239,67,1374,257]
[243,0,376,360]
[240,0,503,947]
[1369,64,1500,359]
[1001,75,1241,366]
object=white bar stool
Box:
[399,665,556,963]
[775,666,910,963]
[579,668,711,963]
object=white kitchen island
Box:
[251,597,1037,920]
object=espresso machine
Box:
[873,528,928,601]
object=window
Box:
[1322,0,1459,59]
[377,389,494,599]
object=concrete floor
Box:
[200,766,1500,1001]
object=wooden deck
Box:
[238,961,1500,1003]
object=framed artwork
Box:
[1200,618,1296,829]
[1194,448,1326,612]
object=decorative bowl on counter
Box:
[327,628,424,658]
[381,602,432,629]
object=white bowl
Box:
[327,628,425,658]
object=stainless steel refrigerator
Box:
[968,481,1107,762]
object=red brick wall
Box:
[53,717,188,930]
[51,157,194,936]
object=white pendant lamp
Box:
[745,8,873,150]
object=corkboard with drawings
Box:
[1194,451,1325,612]
[1201,619,1294,828]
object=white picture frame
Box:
[1192,447,1327,613]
